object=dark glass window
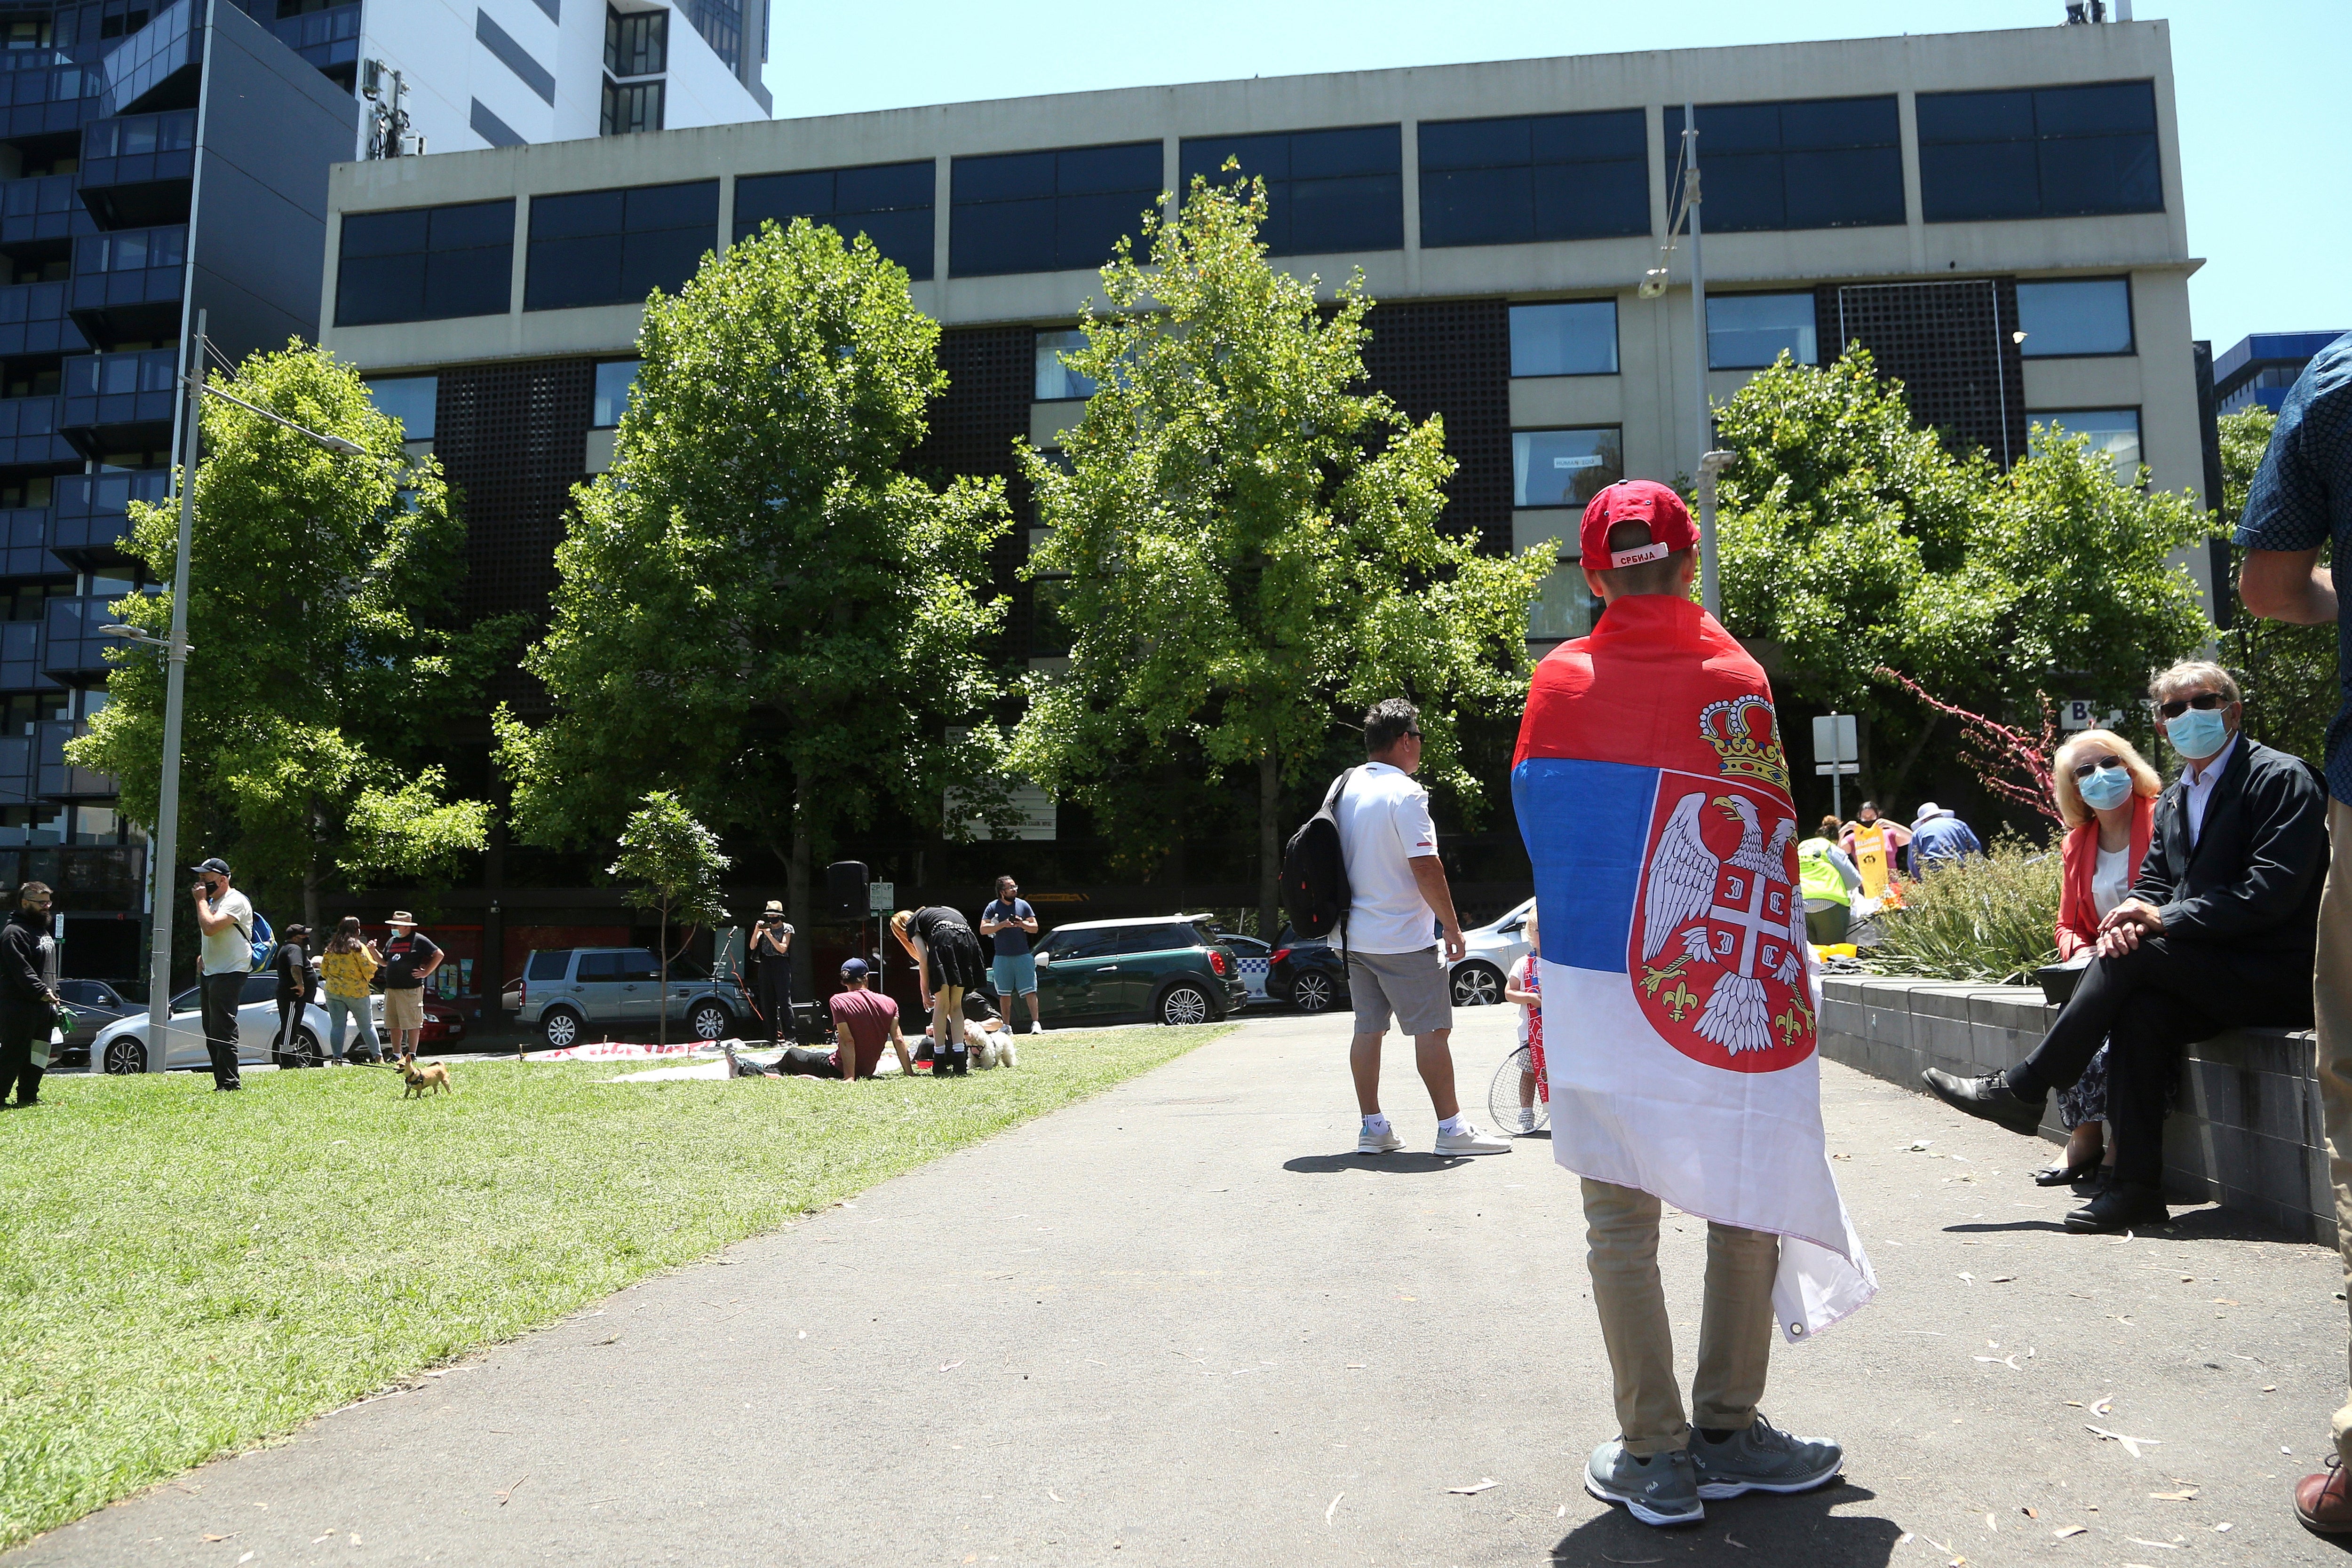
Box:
[604,4,666,76]
[950,142,1160,277]
[335,198,515,327]
[1664,97,1903,233]
[1420,110,1647,248]
[735,159,934,280]
[1918,80,2161,222]
[524,182,718,311]
[1509,301,1617,377]
[1707,293,1818,370]
[1513,428,1623,509]
[1034,328,1096,400]
[365,376,437,440]
[2028,407,2141,476]
[601,77,664,136]
[2014,278,2133,357]
[1179,126,1401,256]
[592,360,637,428]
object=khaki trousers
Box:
[1582,1177,1779,1456]
[2318,801,2352,1465]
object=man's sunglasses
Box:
[2156,692,2227,720]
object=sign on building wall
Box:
[944,783,1058,841]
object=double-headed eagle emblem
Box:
[1641,792,1807,1057]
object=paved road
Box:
[15,1008,2349,1566]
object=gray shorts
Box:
[1347,947,1452,1036]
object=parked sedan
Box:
[1216,933,1275,1005]
[91,974,332,1074]
[1032,915,1249,1027]
[1449,896,1534,1008]
[50,979,137,1071]
[1267,930,1348,1014]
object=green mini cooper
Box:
[1030,915,1251,1027]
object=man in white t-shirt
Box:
[190,855,254,1091]
[1337,698,1509,1158]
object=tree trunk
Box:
[1258,751,1280,943]
[655,896,669,1047]
[1880,714,1942,824]
[302,861,320,938]
[788,771,813,1001]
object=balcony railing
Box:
[69,224,184,314]
[0,170,92,243]
[0,394,71,464]
[270,3,359,71]
[41,595,119,679]
[0,620,46,690]
[60,348,175,432]
[0,279,87,356]
[36,717,112,800]
[0,506,48,575]
[50,469,166,564]
[0,732,33,808]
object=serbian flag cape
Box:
[1513,595,1875,1342]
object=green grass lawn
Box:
[0,1024,1227,1546]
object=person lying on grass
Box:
[736,958,913,1082]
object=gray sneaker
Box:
[1689,1416,1843,1499]
[1584,1440,1704,1528]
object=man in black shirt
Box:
[271,924,315,1066]
[0,879,61,1106]
[380,911,442,1058]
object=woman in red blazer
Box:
[2038,729,2162,1188]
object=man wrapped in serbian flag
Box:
[1513,480,1875,1529]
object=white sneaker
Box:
[1516,1107,1537,1133]
[1435,1122,1512,1156]
[1357,1123,1404,1155]
[1029,1022,1046,1034]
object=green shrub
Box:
[1866,832,2061,984]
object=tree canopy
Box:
[1714,349,2220,808]
[1008,174,1548,937]
[494,218,1011,979]
[2216,404,2334,764]
[68,341,506,929]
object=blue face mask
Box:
[2078,763,2133,811]
[2165,705,2231,760]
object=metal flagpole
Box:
[1684,102,1723,619]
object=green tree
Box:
[1715,350,2217,808]
[68,342,508,931]
[2217,405,2334,763]
[608,791,729,1045]
[1009,174,1549,939]
[494,219,1011,985]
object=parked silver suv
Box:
[512,947,748,1048]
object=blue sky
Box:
[760,1,2346,356]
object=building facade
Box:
[332,0,770,158]
[2216,330,2350,417]
[315,20,2206,1003]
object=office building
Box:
[318,19,2205,993]
[323,0,771,157]
[2215,330,2348,416]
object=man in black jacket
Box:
[0,880,62,1107]
[1926,661,2328,1231]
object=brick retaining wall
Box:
[1819,974,2333,1244]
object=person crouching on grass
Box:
[1504,907,1546,1132]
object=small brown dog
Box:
[398,1051,452,1098]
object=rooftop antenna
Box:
[361,59,423,158]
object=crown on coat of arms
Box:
[1699,695,1790,791]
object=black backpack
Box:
[1279,767,1361,942]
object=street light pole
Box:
[143,309,204,1069]
[1685,103,1720,616]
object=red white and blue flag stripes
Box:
[1512,595,1876,1341]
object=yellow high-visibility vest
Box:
[1797,838,1851,907]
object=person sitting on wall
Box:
[1924,661,2327,1233]
[2034,728,2163,1192]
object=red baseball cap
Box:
[1580,480,1697,569]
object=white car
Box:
[91,973,334,1074]
[1448,896,1534,1008]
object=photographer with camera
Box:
[0,880,62,1107]
[751,900,795,1045]
[190,857,254,1092]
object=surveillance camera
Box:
[1637,268,1670,301]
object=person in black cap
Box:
[0,880,62,1106]
[270,923,316,1066]
[190,857,254,1091]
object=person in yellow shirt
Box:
[318,916,384,1063]
[1839,801,1911,902]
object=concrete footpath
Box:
[13,1008,2351,1567]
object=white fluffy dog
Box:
[969,1021,1018,1070]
